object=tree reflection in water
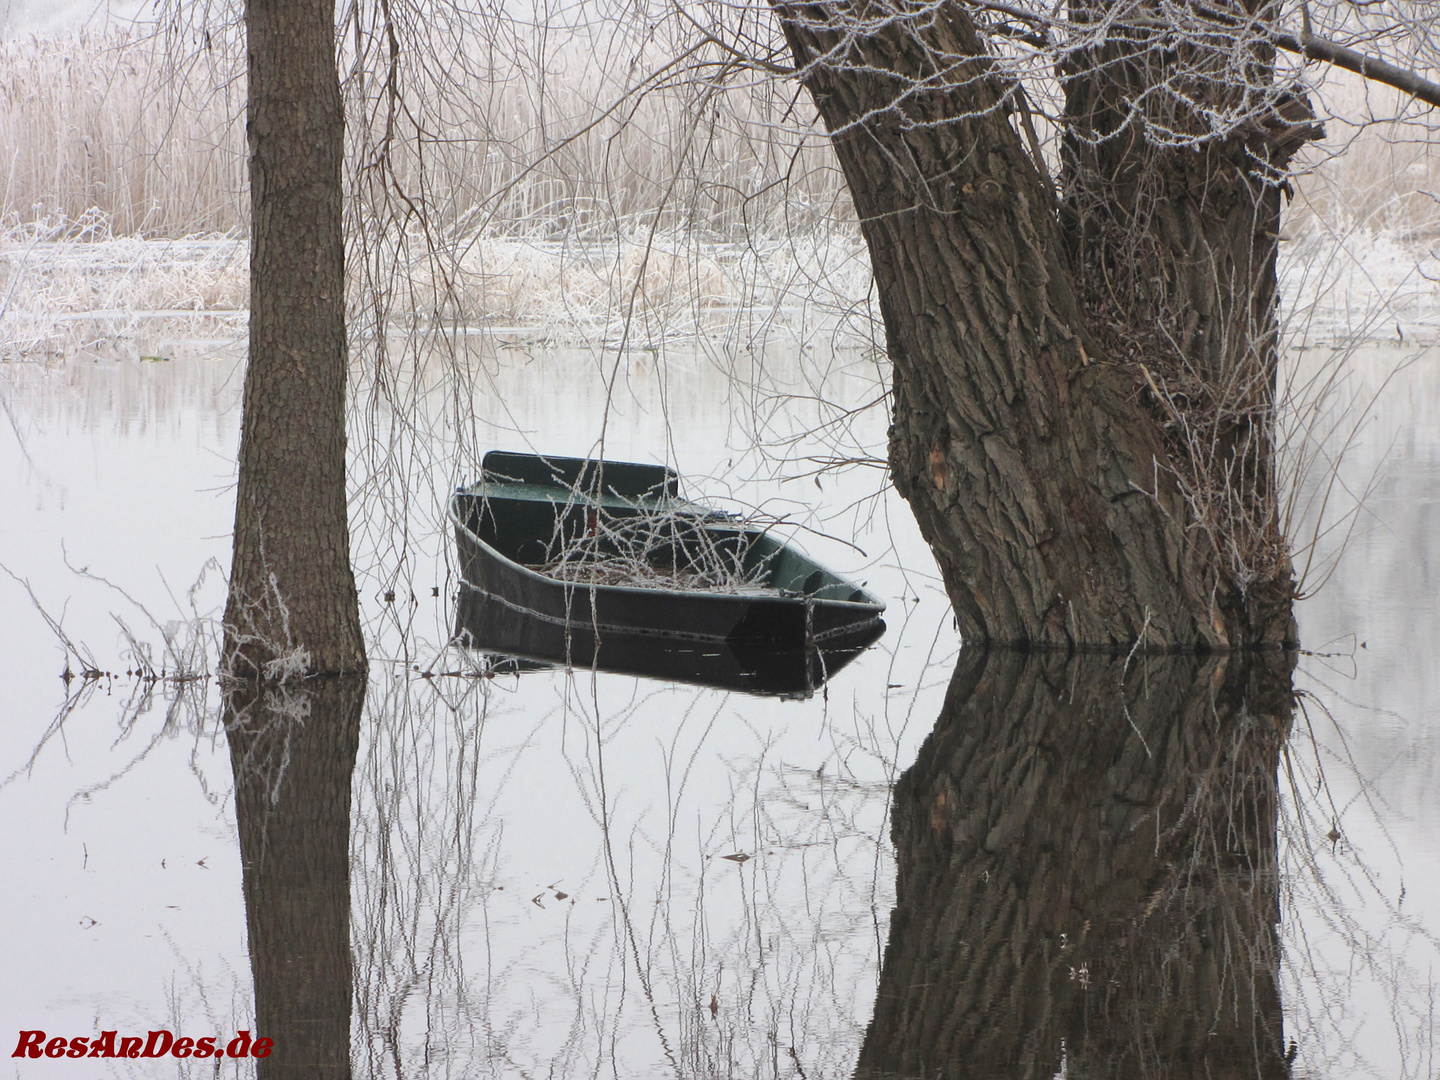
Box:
[857,650,1294,1080]
[227,676,365,1080]
[219,647,1303,1078]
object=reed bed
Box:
[0,29,246,236]
[2,21,1439,357]
[4,22,1439,242]
[0,18,849,240]
[1287,67,1440,242]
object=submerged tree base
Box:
[224,0,365,681]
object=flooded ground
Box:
[1,339,1437,1078]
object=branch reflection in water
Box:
[221,643,1300,1078]
[860,649,1294,1080]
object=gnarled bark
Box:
[1060,1,1320,646]
[773,0,1308,650]
[857,649,1293,1079]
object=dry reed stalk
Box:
[0,28,246,236]
[0,22,850,240]
[2,23,1435,244]
[1288,68,1440,241]
[2,22,1437,359]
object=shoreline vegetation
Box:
[2,27,1439,357]
[4,224,1438,357]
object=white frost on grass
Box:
[2,210,1436,360]
[0,211,246,360]
[1280,225,1440,347]
[1,216,880,356]
[377,229,879,344]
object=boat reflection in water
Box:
[454,586,885,698]
[858,648,1295,1080]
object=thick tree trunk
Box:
[773,0,1308,651]
[856,650,1293,1079]
[228,677,365,1079]
[225,0,365,679]
[1059,1,1320,644]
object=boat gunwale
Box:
[447,487,886,614]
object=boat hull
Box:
[456,587,883,697]
[453,521,884,646]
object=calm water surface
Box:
[0,340,1436,1078]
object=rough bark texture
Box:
[225,0,365,678]
[773,1,1310,651]
[1060,1,1320,645]
[856,649,1293,1078]
[228,677,365,1080]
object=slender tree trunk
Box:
[856,650,1292,1079]
[229,677,365,1079]
[773,0,1312,651]
[225,0,365,679]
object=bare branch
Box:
[1278,30,1440,111]
[967,1,1440,112]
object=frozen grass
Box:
[3,26,1440,358]
[0,222,879,356]
[1280,228,1440,347]
[402,231,876,340]
[6,211,1435,359]
[0,208,246,358]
